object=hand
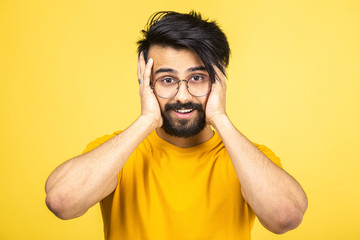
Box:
[205,66,228,126]
[138,52,163,128]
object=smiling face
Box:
[147,45,211,138]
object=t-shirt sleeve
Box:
[82,130,122,154]
[252,142,283,168]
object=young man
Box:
[45,11,307,240]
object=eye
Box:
[164,77,174,83]
[157,76,176,85]
[190,74,207,82]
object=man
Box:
[45,11,307,240]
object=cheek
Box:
[155,97,167,111]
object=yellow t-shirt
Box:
[82,130,282,240]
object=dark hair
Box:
[137,11,230,81]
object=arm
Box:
[206,68,308,234]
[45,54,160,220]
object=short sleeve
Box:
[82,130,122,155]
[252,143,283,168]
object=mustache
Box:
[164,101,203,112]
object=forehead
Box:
[147,45,205,74]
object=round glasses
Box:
[151,74,214,99]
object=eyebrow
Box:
[154,68,177,75]
[154,66,207,75]
[187,66,207,72]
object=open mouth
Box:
[172,108,195,118]
[174,109,193,113]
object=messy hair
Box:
[137,11,230,81]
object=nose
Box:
[174,80,192,102]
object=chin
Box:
[161,114,206,138]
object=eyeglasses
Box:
[151,74,214,99]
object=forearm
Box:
[212,115,307,233]
[45,115,157,220]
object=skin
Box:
[144,45,214,147]
[45,44,307,234]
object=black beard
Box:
[161,101,206,138]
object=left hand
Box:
[205,65,227,126]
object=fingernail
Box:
[148,58,153,63]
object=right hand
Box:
[137,52,163,128]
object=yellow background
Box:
[1,0,359,239]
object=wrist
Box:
[208,113,229,130]
[139,114,161,129]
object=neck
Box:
[156,124,214,148]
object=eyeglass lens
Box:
[154,75,211,98]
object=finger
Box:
[139,52,146,85]
[139,52,145,74]
[143,58,153,88]
[214,64,225,80]
[137,53,141,81]
[213,64,227,88]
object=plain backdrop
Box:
[1,0,359,239]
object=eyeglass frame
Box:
[150,76,215,99]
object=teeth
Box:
[176,109,193,113]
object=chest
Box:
[120,149,242,212]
